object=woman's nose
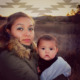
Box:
[24,29,30,36]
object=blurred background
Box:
[0,0,80,80]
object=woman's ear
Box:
[6,29,10,34]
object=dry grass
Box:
[0,16,80,80]
[35,16,80,80]
[65,52,80,80]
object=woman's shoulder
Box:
[0,49,16,60]
[0,48,24,64]
[0,49,26,69]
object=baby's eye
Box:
[50,48,53,50]
[28,27,34,31]
[17,27,23,31]
[41,48,45,50]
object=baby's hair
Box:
[37,34,58,48]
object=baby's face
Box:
[37,40,58,61]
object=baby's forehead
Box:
[40,39,56,43]
[39,40,57,46]
[39,40,56,45]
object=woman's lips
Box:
[23,39,31,42]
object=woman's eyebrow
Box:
[16,23,24,26]
[29,24,34,27]
[15,24,34,27]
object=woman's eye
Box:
[17,27,23,31]
[28,27,34,31]
[50,48,53,50]
[41,48,45,50]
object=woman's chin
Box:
[22,42,31,46]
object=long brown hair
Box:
[0,12,35,47]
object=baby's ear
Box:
[56,48,58,53]
[36,48,39,55]
[36,48,38,53]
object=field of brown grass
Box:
[34,16,80,80]
[0,15,80,80]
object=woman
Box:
[0,12,39,80]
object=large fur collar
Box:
[8,37,37,59]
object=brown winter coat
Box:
[0,37,39,80]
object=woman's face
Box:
[8,17,34,46]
